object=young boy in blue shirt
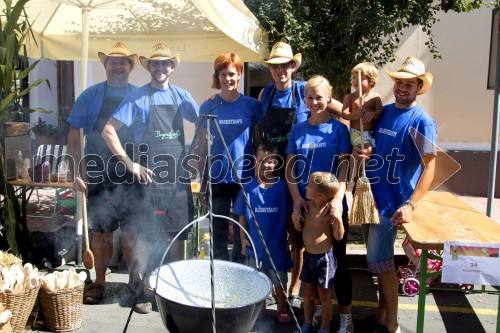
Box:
[233,142,294,324]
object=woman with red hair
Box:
[198,52,262,262]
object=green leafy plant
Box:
[31,117,68,137]
[1,0,50,254]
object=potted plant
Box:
[1,0,50,254]
[31,117,68,146]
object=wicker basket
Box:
[0,285,40,333]
[39,284,84,332]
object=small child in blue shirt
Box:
[233,142,294,325]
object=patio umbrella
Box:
[1,0,268,266]
[5,0,268,88]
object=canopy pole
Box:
[487,12,500,217]
[80,7,91,89]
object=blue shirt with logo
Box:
[233,177,293,271]
[200,94,262,184]
[366,103,437,217]
[285,118,351,200]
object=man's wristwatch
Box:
[404,200,417,211]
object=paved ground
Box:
[27,261,499,333]
[21,189,500,332]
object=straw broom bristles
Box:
[350,170,380,225]
[349,70,379,225]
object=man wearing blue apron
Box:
[102,43,199,314]
[67,42,138,305]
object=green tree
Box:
[245,0,497,98]
[1,0,50,254]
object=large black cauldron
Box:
[149,259,272,333]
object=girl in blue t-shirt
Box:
[285,75,353,332]
[198,52,262,262]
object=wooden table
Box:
[403,191,500,333]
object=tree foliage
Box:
[245,0,496,98]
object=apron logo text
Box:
[155,130,182,140]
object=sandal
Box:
[83,283,105,304]
[288,295,302,309]
[266,295,276,307]
[133,293,155,314]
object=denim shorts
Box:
[362,215,398,273]
[246,256,289,288]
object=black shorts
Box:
[300,250,337,289]
[87,183,135,233]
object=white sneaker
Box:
[312,304,322,327]
[337,315,354,333]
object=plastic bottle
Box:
[198,233,211,259]
[16,151,23,180]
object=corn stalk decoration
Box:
[1,0,50,254]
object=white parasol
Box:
[4,0,268,88]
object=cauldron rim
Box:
[149,259,272,310]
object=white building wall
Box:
[28,59,59,128]
[374,6,496,150]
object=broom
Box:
[350,70,379,225]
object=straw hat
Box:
[264,42,302,69]
[385,57,433,95]
[97,42,138,68]
[139,43,180,70]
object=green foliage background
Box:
[245,0,498,98]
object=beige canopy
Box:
[7,0,268,87]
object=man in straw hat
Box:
[259,41,346,159]
[354,56,437,333]
[67,42,139,305]
[259,41,353,333]
[103,42,199,314]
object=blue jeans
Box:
[362,215,398,273]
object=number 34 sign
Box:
[442,241,500,286]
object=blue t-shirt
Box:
[113,84,199,143]
[233,178,293,271]
[285,118,351,200]
[260,81,309,123]
[199,94,262,184]
[366,103,437,217]
[67,82,138,133]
